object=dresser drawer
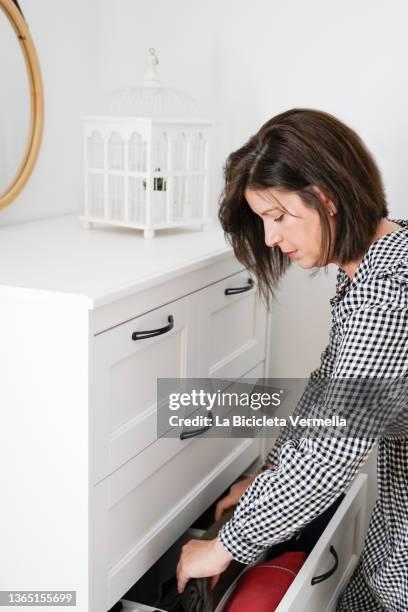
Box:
[276,473,368,612]
[199,270,267,380]
[92,294,198,484]
[117,464,367,612]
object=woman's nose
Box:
[264,225,282,248]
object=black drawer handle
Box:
[180,410,213,440]
[132,315,174,341]
[224,278,254,295]
[311,545,339,585]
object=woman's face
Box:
[244,186,335,269]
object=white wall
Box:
[0,0,102,226]
[2,0,408,378]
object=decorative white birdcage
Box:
[80,48,213,238]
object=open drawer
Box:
[276,473,368,612]
[119,473,367,612]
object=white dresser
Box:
[0,215,268,612]
[0,214,371,612]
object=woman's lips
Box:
[287,250,299,260]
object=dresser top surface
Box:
[0,215,233,307]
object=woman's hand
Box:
[214,476,256,521]
[176,537,233,593]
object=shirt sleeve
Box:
[218,273,408,564]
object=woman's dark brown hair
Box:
[218,108,388,307]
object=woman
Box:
[176,109,408,611]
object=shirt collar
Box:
[330,218,408,306]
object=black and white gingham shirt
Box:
[218,219,408,611]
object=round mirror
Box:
[0,0,43,209]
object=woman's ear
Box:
[311,185,337,215]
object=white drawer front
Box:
[106,438,253,567]
[92,295,198,483]
[199,270,267,381]
[277,473,368,612]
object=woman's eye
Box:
[274,214,284,223]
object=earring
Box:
[329,211,334,216]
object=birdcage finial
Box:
[144,48,161,88]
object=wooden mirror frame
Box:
[0,0,44,209]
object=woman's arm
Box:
[218,273,408,563]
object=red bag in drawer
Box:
[223,551,306,612]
